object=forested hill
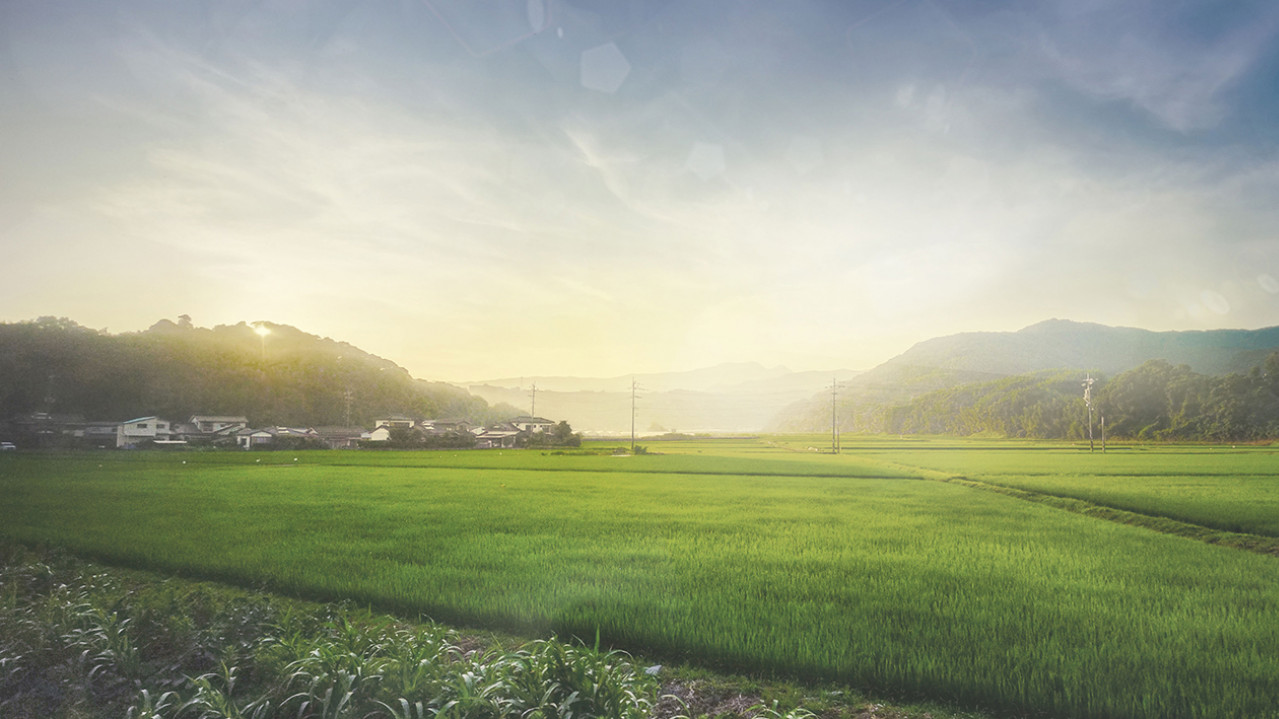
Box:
[771,320,1279,435]
[876,319,1279,377]
[883,357,1279,441]
[0,317,510,427]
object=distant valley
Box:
[463,364,862,435]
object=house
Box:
[364,426,393,442]
[77,421,121,449]
[424,418,472,434]
[473,426,521,449]
[235,427,275,450]
[189,415,249,435]
[313,426,365,449]
[373,415,417,430]
[235,426,320,450]
[507,416,556,433]
[117,417,180,449]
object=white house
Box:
[116,417,178,449]
[507,416,556,433]
[365,426,393,442]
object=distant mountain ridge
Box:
[464,363,861,434]
[888,319,1279,376]
[465,362,805,394]
[770,319,1279,432]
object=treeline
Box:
[0,317,518,428]
[882,354,1279,441]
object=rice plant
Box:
[3,443,1279,718]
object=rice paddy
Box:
[1,439,1277,719]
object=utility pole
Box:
[1082,374,1096,453]
[831,377,840,454]
[631,378,639,454]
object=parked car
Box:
[0,442,15,451]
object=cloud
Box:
[5,0,1279,378]
[1030,1,1279,132]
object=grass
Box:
[854,440,1279,535]
[2,441,1279,719]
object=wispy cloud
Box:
[1031,1,1279,132]
[3,0,1279,378]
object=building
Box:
[116,417,180,449]
[423,418,473,434]
[373,415,417,430]
[235,426,321,450]
[313,426,366,449]
[473,425,521,449]
[189,415,249,435]
[507,416,556,433]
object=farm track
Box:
[933,474,1279,557]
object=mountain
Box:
[875,319,1279,377]
[464,363,861,434]
[770,320,1279,432]
[0,316,509,428]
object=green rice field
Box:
[2,439,1277,719]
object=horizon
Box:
[4,2,1279,380]
[9,313,1279,387]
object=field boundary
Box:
[311,461,922,481]
[940,476,1279,557]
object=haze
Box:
[3,1,1279,381]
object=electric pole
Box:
[631,378,639,454]
[831,377,840,454]
[1082,374,1096,453]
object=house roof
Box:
[122,416,158,425]
[236,428,273,437]
[508,416,554,424]
[313,426,366,437]
[190,415,249,423]
[270,426,318,437]
[476,429,522,438]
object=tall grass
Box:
[2,445,1278,718]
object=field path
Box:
[864,453,1279,557]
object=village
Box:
[2,413,574,451]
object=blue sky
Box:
[3,0,1279,380]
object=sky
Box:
[3,0,1279,381]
